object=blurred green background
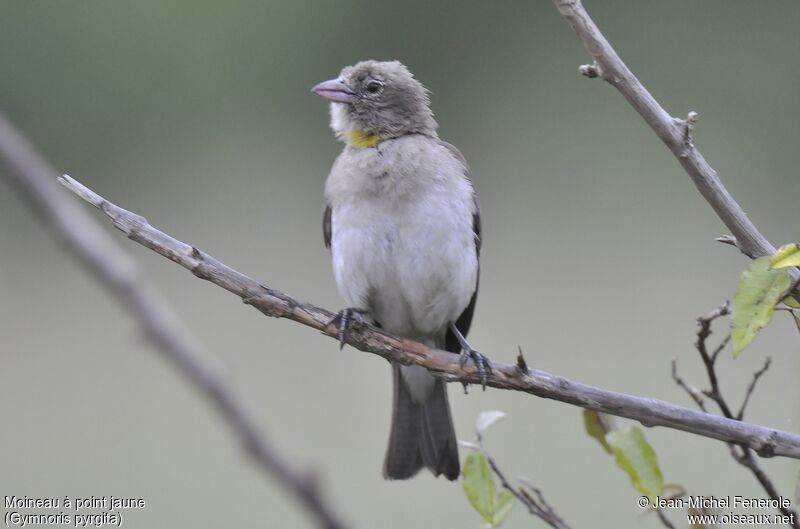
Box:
[2,1,799,527]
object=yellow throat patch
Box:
[345,129,381,148]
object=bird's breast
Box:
[329,183,477,340]
[325,136,479,340]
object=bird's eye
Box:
[365,80,384,95]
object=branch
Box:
[55,173,800,460]
[485,456,571,529]
[654,509,677,529]
[736,357,771,422]
[695,302,735,418]
[552,0,796,284]
[472,417,571,529]
[552,7,800,516]
[0,112,351,529]
[674,302,798,525]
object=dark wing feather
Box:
[323,205,332,249]
[471,206,481,254]
[446,278,479,353]
[439,140,481,352]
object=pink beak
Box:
[311,78,355,103]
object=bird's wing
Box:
[439,140,481,254]
[439,140,481,350]
[323,204,332,249]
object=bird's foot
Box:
[460,347,492,391]
[448,322,492,390]
[327,307,368,349]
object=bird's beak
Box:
[311,79,355,104]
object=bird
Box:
[312,60,488,481]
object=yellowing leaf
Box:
[732,256,791,357]
[583,409,613,453]
[771,243,800,269]
[770,244,800,308]
[606,426,663,501]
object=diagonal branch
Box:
[551,7,800,516]
[0,112,351,529]
[737,358,771,422]
[485,454,571,529]
[55,173,800,460]
[551,0,796,283]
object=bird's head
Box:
[312,60,438,148]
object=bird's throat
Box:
[345,129,381,149]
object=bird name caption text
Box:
[4,496,145,527]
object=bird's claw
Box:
[327,308,367,349]
[460,346,492,390]
[448,321,492,391]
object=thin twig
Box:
[484,455,571,529]
[737,357,771,421]
[520,485,564,525]
[791,310,800,335]
[654,508,677,529]
[0,112,351,529]
[716,234,738,248]
[53,173,800,460]
[671,358,705,411]
[695,302,735,418]
[710,334,731,364]
[672,304,799,525]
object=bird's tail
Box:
[383,364,459,480]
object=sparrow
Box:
[312,60,488,480]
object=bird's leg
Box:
[448,323,492,390]
[327,308,368,349]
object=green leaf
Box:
[492,490,515,527]
[463,452,495,524]
[771,243,800,269]
[732,256,791,357]
[463,452,515,528]
[606,426,663,501]
[583,409,613,453]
